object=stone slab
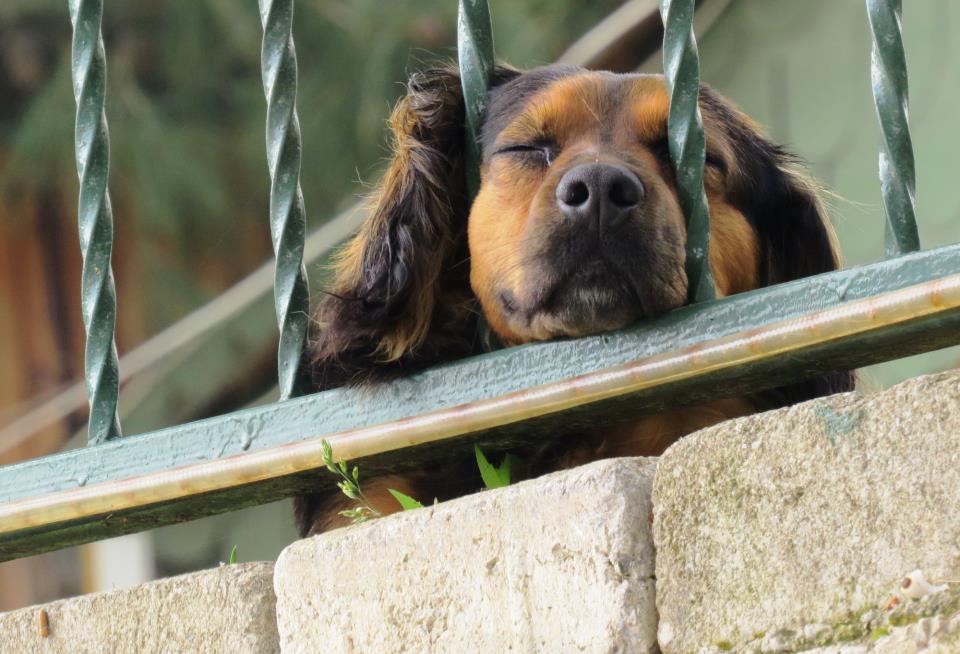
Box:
[653,369,960,653]
[274,457,659,654]
[0,562,278,653]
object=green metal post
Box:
[69,0,122,445]
[867,0,920,257]
[259,0,310,400]
[659,0,716,303]
[458,0,495,199]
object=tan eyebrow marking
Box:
[495,74,607,148]
[626,77,671,142]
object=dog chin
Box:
[530,310,638,340]
[501,284,641,341]
[549,284,642,333]
[492,259,688,342]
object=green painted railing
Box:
[659,0,716,303]
[260,0,311,401]
[0,0,949,561]
[867,0,920,258]
[458,0,495,199]
[69,0,122,445]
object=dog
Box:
[294,64,853,536]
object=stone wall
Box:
[654,370,960,653]
[0,562,278,653]
[2,369,958,653]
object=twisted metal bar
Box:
[458,0,495,199]
[259,0,310,400]
[867,0,920,257]
[659,0,716,303]
[69,0,122,445]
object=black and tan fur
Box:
[296,64,853,536]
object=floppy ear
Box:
[700,86,854,399]
[700,87,841,286]
[308,65,520,389]
[753,160,856,399]
[750,156,841,287]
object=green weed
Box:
[321,440,519,520]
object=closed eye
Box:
[493,142,557,166]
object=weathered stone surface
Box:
[653,369,960,654]
[0,562,278,653]
[732,582,960,653]
[797,585,960,653]
[274,458,658,654]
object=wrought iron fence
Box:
[1,0,958,561]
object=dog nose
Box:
[555,163,644,232]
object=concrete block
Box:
[274,457,659,654]
[0,562,278,653]
[653,370,960,653]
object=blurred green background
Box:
[0,0,957,610]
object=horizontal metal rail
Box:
[2,242,960,560]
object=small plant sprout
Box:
[474,445,518,489]
[321,441,517,521]
[387,489,424,510]
[321,439,382,523]
[227,545,238,565]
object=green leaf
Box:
[352,466,359,481]
[321,440,333,466]
[388,488,424,510]
[227,544,238,565]
[498,454,519,487]
[475,446,520,489]
[475,445,507,489]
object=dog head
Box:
[308,64,842,388]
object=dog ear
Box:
[751,156,841,287]
[700,87,841,286]
[700,86,854,399]
[308,65,521,389]
[757,147,856,406]
[755,160,856,398]
[754,161,856,399]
